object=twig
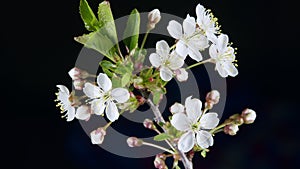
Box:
[146,99,193,169]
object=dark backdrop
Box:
[1,0,298,169]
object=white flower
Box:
[90,128,106,144]
[170,96,219,152]
[167,15,209,61]
[149,40,184,81]
[196,4,219,42]
[83,73,130,122]
[209,34,238,78]
[75,105,91,121]
[55,85,76,122]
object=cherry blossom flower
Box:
[167,15,209,61]
[149,40,184,81]
[55,85,76,122]
[209,34,238,77]
[196,4,220,42]
[83,73,130,122]
[170,96,219,152]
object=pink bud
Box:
[127,137,143,147]
[154,154,167,169]
[68,67,89,80]
[224,124,239,136]
[148,9,161,30]
[206,90,220,105]
[241,108,256,124]
[90,127,106,144]
[175,68,188,82]
[143,119,156,130]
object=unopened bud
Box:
[147,9,161,30]
[224,124,239,136]
[154,154,167,169]
[90,127,106,144]
[136,95,146,105]
[143,119,156,130]
[206,90,220,105]
[127,137,143,147]
[73,79,86,90]
[241,108,256,124]
[68,67,89,80]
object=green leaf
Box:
[100,60,116,70]
[97,1,118,45]
[102,68,113,77]
[123,9,140,51]
[175,166,181,169]
[111,74,122,88]
[154,133,171,141]
[74,31,118,62]
[79,0,99,31]
[121,73,131,87]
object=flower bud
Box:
[154,154,167,169]
[147,9,161,30]
[224,124,239,136]
[68,67,89,80]
[143,119,156,130]
[136,95,146,105]
[127,137,143,147]
[241,108,256,124]
[90,127,106,144]
[73,79,86,90]
[206,90,220,105]
[175,68,188,82]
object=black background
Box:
[1,0,298,169]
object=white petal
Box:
[217,34,229,54]
[171,113,191,131]
[175,68,188,82]
[196,4,205,21]
[111,88,130,103]
[190,34,209,50]
[207,33,218,44]
[185,96,202,124]
[178,131,195,152]
[149,53,163,68]
[216,62,229,78]
[56,85,70,95]
[225,63,238,77]
[196,130,214,149]
[160,66,173,81]
[75,105,91,121]
[167,20,183,39]
[156,40,170,58]
[170,102,185,114]
[83,83,102,99]
[97,73,112,92]
[168,51,184,70]
[187,46,203,62]
[200,112,219,129]
[176,40,188,57]
[183,15,196,36]
[91,99,105,115]
[66,106,75,122]
[209,44,218,59]
[106,101,119,122]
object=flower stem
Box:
[140,30,150,50]
[147,99,165,123]
[186,59,212,70]
[210,123,227,134]
[142,141,175,154]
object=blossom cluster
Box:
[55,1,256,169]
